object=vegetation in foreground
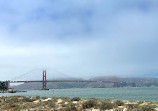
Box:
[0,96,158,111]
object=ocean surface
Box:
[1,87,158,101]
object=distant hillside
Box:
[118,78,158,87]
[12,77,158,90]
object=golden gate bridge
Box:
[2,70,118,90]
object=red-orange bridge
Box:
[3,70,118,90]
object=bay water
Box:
[1,87,158,101]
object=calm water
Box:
[1,87,158,101]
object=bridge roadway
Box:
[3,70,118,89]
[8,80,117,83]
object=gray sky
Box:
[0,0,158,80]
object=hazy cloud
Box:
[0,0,158,80]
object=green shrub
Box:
[35,96,40,100]
[64,103,77,111]
[34,102,45,108]
[51,97,58,103]
[138,105,156,111]
[9,103,17,108]
[104,98,111,102]
[61,97,70,101]
[99,101,115,110]
[114,108,124,111]
[137,101,144,104]
[71,97,81,101]
[126,104,139,110]
[46,100,56,108]
[82,99,98,109]
[126,104,156,111]
[21,103,32,109]
[9,103,21,111]
[22,97,33,102]
[42,96,47,99]
[5,96,20,103]
[114,100,124,106]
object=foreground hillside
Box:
[0,96,158,111]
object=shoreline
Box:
[0,96,158,111]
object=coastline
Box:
[0,96,158,111]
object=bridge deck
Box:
[7,80,117,83]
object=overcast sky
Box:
[0,0,158,80]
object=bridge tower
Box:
[42,70,47,90]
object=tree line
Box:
[0,82,7,90]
